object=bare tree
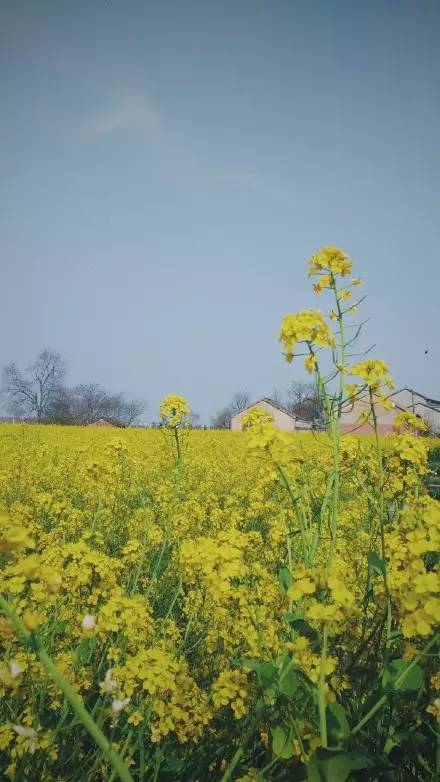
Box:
[74,383,109,424]
[230,391,251,414]
[2,350,66,421]
[211,406,233,429]
[286,380,324,424]
[190,412,201,428]
[211,391,250,429]
[2,349,147,427]
[48,383,146,427]
[108,394,146,427]
[119,398,147,427]
[270,388,284,408]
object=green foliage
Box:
[367,550,387,579]
[307,749,370,782]
[278,566,294,593]
[382,659,423,693]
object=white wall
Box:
[340,389,440,434]
[413,403,440,433]
[231,400,296,431]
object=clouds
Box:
[78,89,162,140]
[36,88,162,142]
[33,76,262,192]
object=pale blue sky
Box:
[1,0,439,422]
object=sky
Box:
[1,0,439,423]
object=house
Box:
[230,397,313,432]
[340,387,440,435]
[87,419,117,428]
[390,388,440,433]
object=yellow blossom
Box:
[308,246,352,277]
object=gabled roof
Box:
[390,387,440,408]
[231,397,297,421]
[412,400,440,414]
[87,418,117,427]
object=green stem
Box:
[284,509,294,611]
[370,389,392,652]
[276,462,309,565]
[173,425,181,463]
[318,622,329,748]
[351,633,439,737]
[0,595,134,782]
[314,358,340,567]
[220,701,265,782]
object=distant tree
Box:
[2,350,66,421]
[2,349,147,427]
[286,380,324,425]
[48,383,146,427]
[230,391,251,414]
[211,406,233,429]
[270,388,284,408]
[211,391,250,429]
[190,412,201,428]
[118,398,147,427]
[46,385,73,424]
[76,383,109,424]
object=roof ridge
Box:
[231,397,297,420]
[391,387,440,405]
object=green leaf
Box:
[307,749,369,782]
[238,658,279,694]
[367,550,387,578]
[239,658,262,673]
[284,613,318,642]
[163,755,184,772]
[74,637,97,666]
[283,611,303,623]
[306,753,322,782]
[258,661,278,691]
[279,667,299,698]
[326,702,350,742]
[271,724,294,758]
[278,566,294,594]
[382,660,423,692]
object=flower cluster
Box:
[159,394,190,427]
[307,246,353,277]
[212,669,250,719]
[279,310,335,364]
[393,410,428,434]
[349,359,395,394]
[385,497,440,638]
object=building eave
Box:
[230,397,298,421]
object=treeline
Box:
[2,350,324,429]
[1,350,145,427]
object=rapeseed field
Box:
[1,247,439,781]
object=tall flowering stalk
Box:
[279,246,367,748]
[159,394,190,463]
[346,362,395,655]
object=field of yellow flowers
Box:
[1,248,439,782]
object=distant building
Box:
[87,419,117,428]
[391,388,440,433]
[230,397,313,432]
[340,387,440,435]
